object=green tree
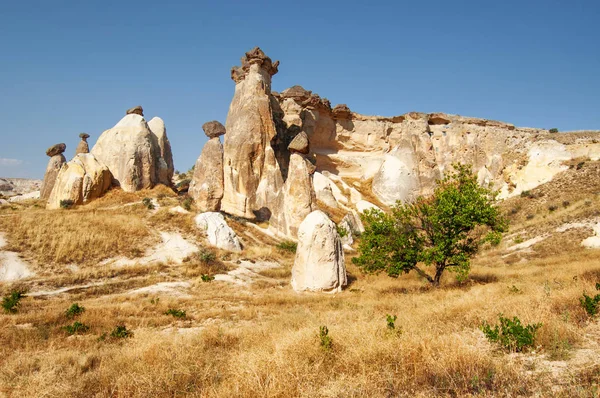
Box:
[353,164,507,286]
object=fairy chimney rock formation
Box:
[40,143,67,200]
[221,47,284,219]
[189,121,225,211]
[147,117,174,186]
[75,133,90,155]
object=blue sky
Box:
[1,0,599,178]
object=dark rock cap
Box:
[79,133,90,140]
[126,105,144,116]
[230,47,279,83]
[202,121,226,138]
[288,131,310,154]
[46,143,66,157]
[332,104,352,120]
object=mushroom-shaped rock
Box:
[126,105,144,116]
[189,136,224,211]
[147,117,174,186]
[46,143,66,157]
[291,210,347,293]
[91,114,161,192]
[202,121,226,138]
[194,212,242,252]
[41,144,67,199]
[288,131,309,154]
[332,104,352,120]
[46,153,112,209]
[75,133,90,155]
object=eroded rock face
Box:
[46,153,112,209]
[372,146,420,205]
[91,113,164,192]
[194,212,242,252]
[147,117,174,186]
[75,133,90,155]
[40,151,67,200]
[189,137,224,211]
[291,210,347,293]
[222,47,283,219]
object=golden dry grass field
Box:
[1,162,600,397]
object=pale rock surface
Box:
[91,114,161,192]
[0,178,42,197]
[147,117,174,186]
[356,200,382,214]
[8,191,40,202]
[40,153,66,200]
[372,146,420,205]
[195,212,242,252]
[0,199,8,206]
[291,210,347,293]
[46,153,112,209]
[189,136,224,211]
[582,223,600,249]
[0,233,34,282]
[313,172,340,208]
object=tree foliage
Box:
[353,164,507,286]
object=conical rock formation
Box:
[40,143,66,200]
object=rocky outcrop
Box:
[40,143,67,200]
[75,133,90,155]
[222,47,284,220]
[91,112,169,192]
[194,212,242,252]
[46,153,112,209]
[126,105,144,116]
[147,117,174,186]
[291,210,347,293]
[371,146,420,205]
[189,121,225,211]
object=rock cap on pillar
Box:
[126,105,144,116]
[202,121,226,138]
[46,143,66,157]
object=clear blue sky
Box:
[1,0,599,178]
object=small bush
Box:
[386,314,397,330]
[580,283,600,317]
[59,199,75,209]
[176,179,191,189]
[197,248,216,263]
[336,225,348,238]
[509,206,521,215]
[142,197,155,210]
[63,321,90,335]
[165,308,186,318]
[548,204,558,212]
[319,326,333,351]
[276,240,297,253]
[65,303,85,319]
[520,190,534,199]
[513,236,524,244]
[110,325,133,339]
[481,315,541,352]
[201,274,215,283]
[562,200,570,208]
[1,290,25,314]
[576,161,585,170]
[549,128,559,133]
[182,197,193,211]
[526,214,535,220]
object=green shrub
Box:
[513,236,524,244]
[386,314,397,330]
[520,190,534,199]
[176,179,191,189]
[481,315,541,352]
[576,161,585,170]
[336,225,348,238]
[110,324,133,339]
[580,283,600,317]
[59,199,75,209]
[142,197,155,210]
[319,326,333,351]
[63,321,90,335]
[1,290,25,314]
[562,200,570,208]
[165,308,186,318]
[549,128,559,134]
[201,274,215,283]
[526,214,535,220]
[548,204,558,212]
[65,303,85,319]
[182,196,193,211]
[276,240,297,253]
[197,248,216,263]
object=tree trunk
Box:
[433,264,446,287]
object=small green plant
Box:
[150,297,160,305]
[165,308,186,318]
[197,248,216,263]
[576,161,585,170]
[142,197,155,210]
[480,315,541,352]
[526,214,535,220]
[182,196,193,211]
[176,179,191,189]
[513,236,524,244]
[110,324,133,339]
[59,199,75,209]
[276,240,297,253]
[520,190,534,199]
[386,314,397,330]
[580,283,600,317]
[336,225,348,238]
[508,285,522,294]
[1,290,25,314]
[319,326,333,351]
[65,303,85,319]
[549,128,559,134]
[63,321,90,335]
[201,274,215,283]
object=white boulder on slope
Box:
[195,212,242,252]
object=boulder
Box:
[202,121,226,138]
[291,210,347,293]
[194,212,242,252]
[91,114,161,192]
[0,199,8,206]
[40,153,67,200]
[372,146,420,205]
[8,191,40,202]
[46,143,66,157]
[75,133,90,155]
[288,131,309,154]
[126,105,144,116]
[46,153,112,209]
[189,137,224,211]
[147,117,174,186]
